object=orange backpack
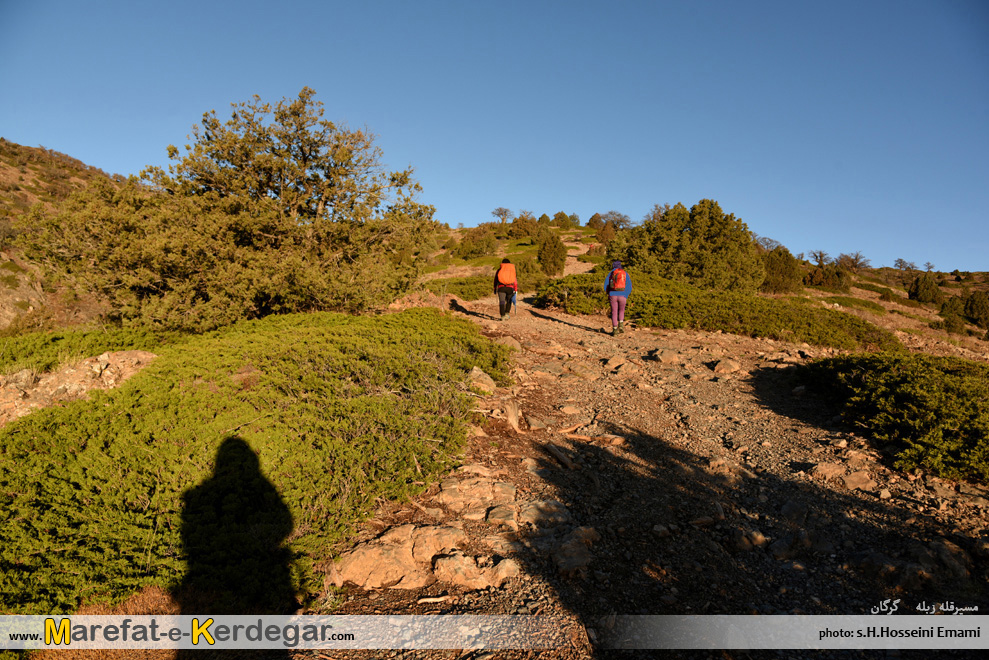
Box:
[610,268,627,290]
[497,263,517,286]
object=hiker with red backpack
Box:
[604,260,631,336]
[494,258,518,321]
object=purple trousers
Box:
[609,295,626,326]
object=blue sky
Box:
[2,0,987,270]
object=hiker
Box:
[494,258,518,321]
[604,260,631,336]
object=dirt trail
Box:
[320,294,989,659]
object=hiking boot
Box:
[501,314,509,321]
[610,326,618,337]
[618,321,625,334]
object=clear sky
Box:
[1,0,986,270]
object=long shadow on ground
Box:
[508,373,988,659]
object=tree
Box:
[894,258,917,271]
[754,235,781,252]
[608,199,764,293]
[836,251,871,272]
[925,261,935,272]
[19,88,437,331]
[552,211,577,229]
[964,291,989,328]
[760,246,803,294]
[536,229,566,276]
[586,213,604,230]
[600,210,631,230]
[809,250,831,267]
[908,272,943,304]
[492,207,513,225]
[538,213,552,225]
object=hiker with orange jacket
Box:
[494,258,518,321]
[604,260,631,336]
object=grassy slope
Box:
[0,308,510,614]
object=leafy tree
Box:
[596,221,616,246]
[18,88,437,331]
[908,272,943,304]
[508,213,538,241]
[492,207,513,225]
[940,296,965,318]
[760,246,803,294]
[453,225,497,260]
[607,199,764,293]
[586,213,604,230]
[536,229,566,276]
[538,213,552,225]
[552,211,577,229]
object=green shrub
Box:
[534,272,901,351]
[608,199,764,293]
[908,272,943,304]
[760,246,803,293]
[424,275,491,300]
[453,225,497,260]
[536,230,567,276]
[964,290,989,328]
[0,308,510,614]
[804,263,851,292]
[802,353,989,482]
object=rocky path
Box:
[314,295,989,659]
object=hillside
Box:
[0,140,987,659]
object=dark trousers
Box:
[498,287,515,315]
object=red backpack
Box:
[610,268,627,290]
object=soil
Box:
[301,288,989,660]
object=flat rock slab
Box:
[432,552,520,591]
[518,499,571,527]
[433,477,517,512]
[811,463,846,480]
[843,470,878,491]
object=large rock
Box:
[469,367,497,394]
[842,471,877,491]
[432,552,520,590]
[328,543,432,589]
[553,527,600,576]
[518,500,571,528]
[433,477,516,512]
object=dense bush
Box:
[964,290,989,328]
[608,200,764,293]
[15,89,438,332]
[802,353,989,482]
[908,272,943,304]
[453,225,497,260]
[0,308,510,614]
[536,230,567,276]
[424,275,491,300]
[760,246,803,294]
[534,272,901,351]
[804,263,851,292]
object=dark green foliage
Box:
[534,272,901,351]
[607,199,764,293]
[453,225,497,260]
[551,211,578,229]
[854,281,899,301]
[586,213,604,230]
[15,90,438,332]
[804,263,851,292]
[0,325,174,373]
[514,255,550,292]
[536,230,567,276]
[940,295,965,318]
[507,213,538,240]
[424,275,491,300]
[908,272,943,304]
[802,353,989,482]
[760,246,803,294]
[963,290,989,328]
[0,308,510,614]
